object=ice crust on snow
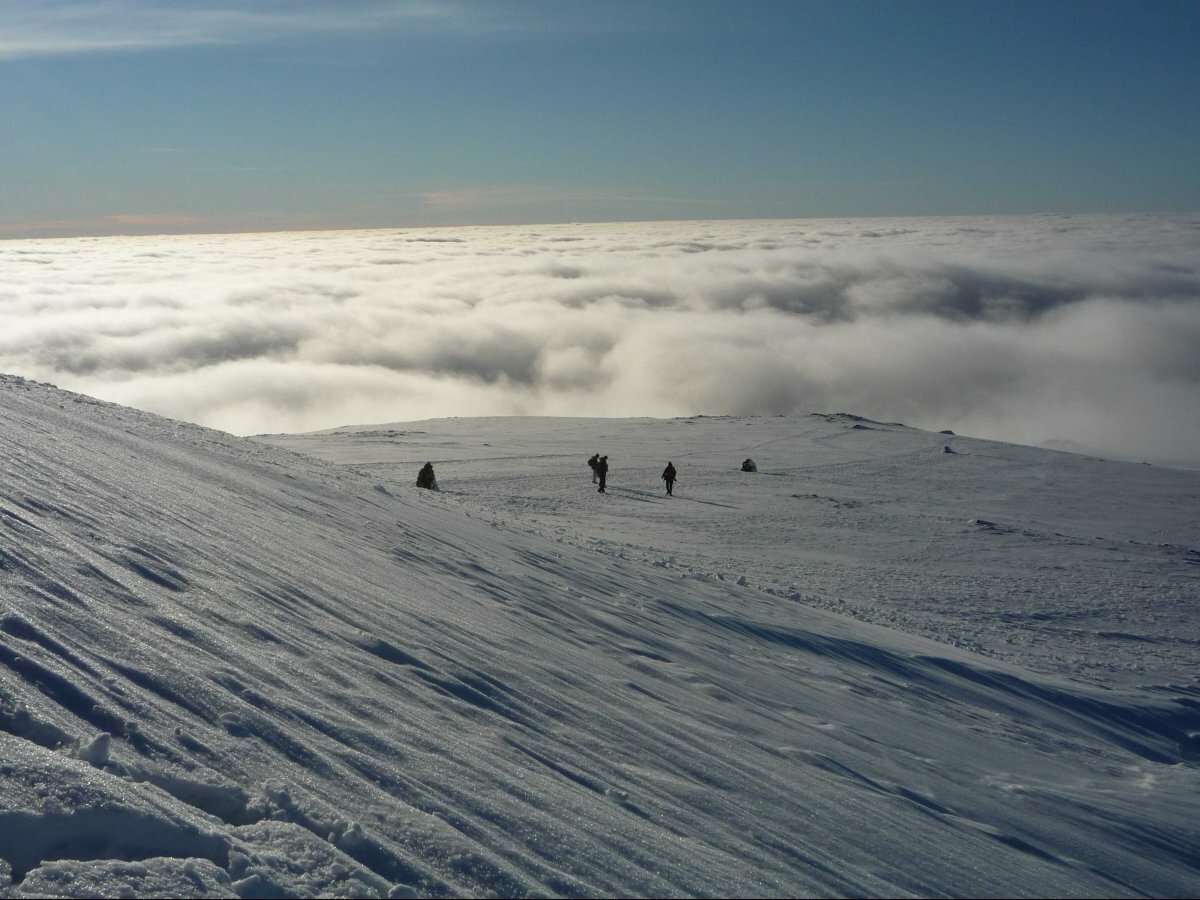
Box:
[1,371,1199,897]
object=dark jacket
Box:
[417,463,437,489]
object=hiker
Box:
[661,461,677,496]
[597,455,608,493]
[416,461,439,491]
[588,453,600,483]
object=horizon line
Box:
[3,208,1193,242]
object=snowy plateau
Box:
[1,371,1198,899]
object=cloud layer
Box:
[0,1,658,59]
[2,214,1198,461]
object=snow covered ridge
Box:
[2,374,1199,898]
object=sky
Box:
[3,214,1199,462]
[1,0,1198,238]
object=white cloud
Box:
[0,1,665,59]
[0,1,462,58]
[1,214,1198,461]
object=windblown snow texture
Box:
[2,373,1198,898]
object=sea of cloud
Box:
[2,214,1198,461]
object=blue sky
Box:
[2,0,1198,237]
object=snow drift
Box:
[1,372,1198,897]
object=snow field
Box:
[1,374,1198,897]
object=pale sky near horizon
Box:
[1,0,1198,238]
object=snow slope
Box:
[2,373,1198,898]
[265,414,1200,690]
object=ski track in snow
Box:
[0,373,1198,898]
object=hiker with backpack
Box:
[661,462,677,496]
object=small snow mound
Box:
[77,732,112,768]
